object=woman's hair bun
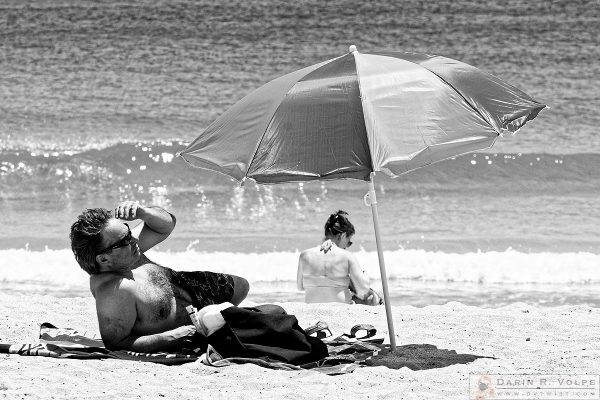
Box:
[324,210,355,237]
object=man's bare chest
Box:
[132,266,193,325]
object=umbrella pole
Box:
[367,172,397,351]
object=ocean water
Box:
[1,0,599,307]
[2,248,600,307]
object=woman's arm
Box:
[296,253,305,291]
[347,252,370,300]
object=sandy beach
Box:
[0,292,598,399]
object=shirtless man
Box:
[69,200,249,352]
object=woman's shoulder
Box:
[300,245,323,254]
[301,240,334,255]
[299,246,321,260]
[299,244,350,264]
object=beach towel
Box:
[201,338,384,375]
[0,323,199,365]
[0,323,383,374]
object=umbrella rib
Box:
[241,108,280,182]
[418,61,543,132]
[178,153,247,183]
[413,63,500,134]
[242,58,342,181]
[351,53,377,173]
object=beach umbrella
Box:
[177,45,546,350]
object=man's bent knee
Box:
[230,275,249,305]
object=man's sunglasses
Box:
[97,223,133,255]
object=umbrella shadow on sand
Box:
[366,344,494,370]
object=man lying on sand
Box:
[69,200,249,352]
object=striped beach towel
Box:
[0,323,198,365]
[0,323,383,374]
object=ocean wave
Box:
[2,248,599,288]
[2,143,599,196]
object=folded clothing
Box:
[189,304,328,366]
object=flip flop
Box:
[304,321,332,339]
[341,324,384,344]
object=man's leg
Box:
[229,275,249,305]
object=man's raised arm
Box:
[113,201,176,253]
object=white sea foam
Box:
[1,248,599,287]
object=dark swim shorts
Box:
[170,270,235,309]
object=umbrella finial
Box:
[349,45,357,53]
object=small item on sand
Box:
[323,324,385,345]
[304,321,332,339]
[186,303,233,336]
[337,324,384,345]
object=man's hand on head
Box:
[114,201,144,221]
[115,201,175,253]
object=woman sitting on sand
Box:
[297,210,383,305]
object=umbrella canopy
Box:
[177,46,545,350]
[179,46,545,183]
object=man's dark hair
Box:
[324,210,355,238]
[70,208,112,275]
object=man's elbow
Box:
[103,337,129,351]
[100,329,135,351]
[105,336,156,353]
[230,276,249,306]
[164,213,176,235]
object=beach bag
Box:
[205,305,328,365]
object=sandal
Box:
[304,321,332,339]
[341,324,384,344]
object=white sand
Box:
[0,293,598,399]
